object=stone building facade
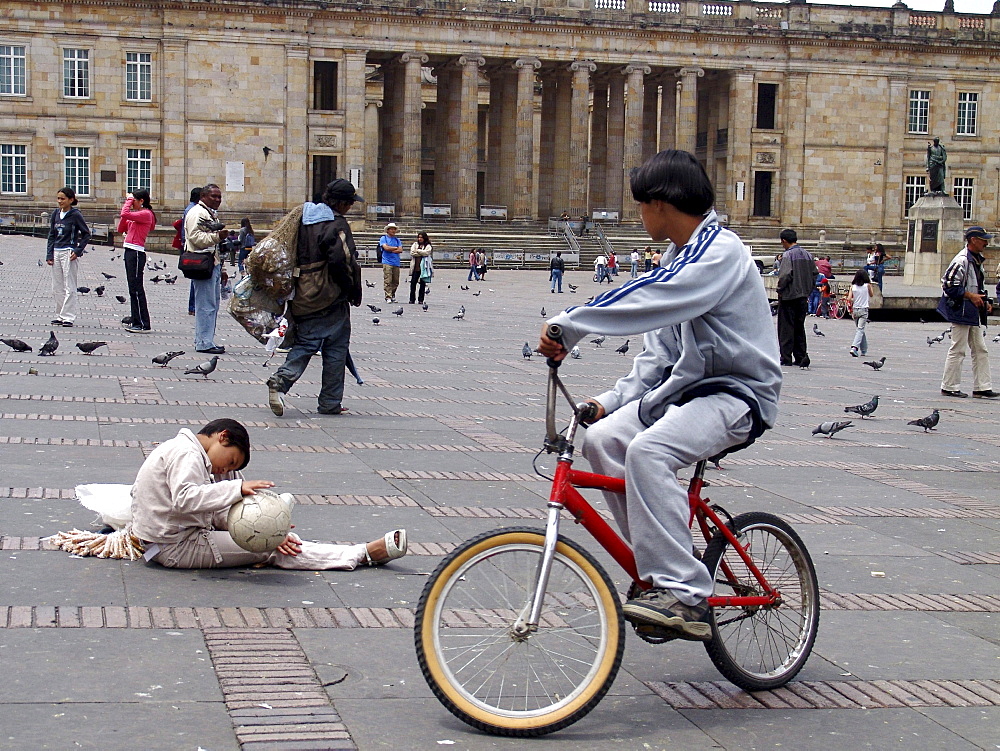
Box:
[3,0,1000,237]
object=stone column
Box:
[660,77,678,152]
[513,57,540,221]
[726,70,754,224]
[590,77,608,209]
[569,60,596,216]
[551,69,573,217]
[622,64,650,221]
[605,72,625,214]
[160,39,187,205]
[378,62,402,207]
[642,81,660,161]
[434,64,458,205]
[399,52,427,217]
[456,56,484,218]
[538,69,558,220]
[781,72,808,225]
[341,50,367,200]
[284,45,310,207]
[363,100,381,210]
[675,67,704,154]
[882,77,908,228]
[485,66,511,206]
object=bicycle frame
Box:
[524,364,781,632]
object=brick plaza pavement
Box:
[1,234,998,750]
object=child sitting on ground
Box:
[538,150,781,641]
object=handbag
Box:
[178,249,215,280]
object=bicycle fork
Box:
[512,499,564,639]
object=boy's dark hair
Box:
[852,268,871,286]
[189,187,202,204]
[199,418,251,470]
[629,149,714,216]
[779,229,797,244]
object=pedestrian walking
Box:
[46,186,90,328]
[119,190,155,333]
[237,217,255,277]
[184,183,229,354]
[643,246,652,272]
[594,253,611,284]
[550,251,565,293]
[467,248,480,281]
[630,248,640,278]
[379,222,402,302]
[847,269,873,357]
[408,231,432,304]
[776,228,817,368]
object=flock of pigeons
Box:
[812,394,941,438]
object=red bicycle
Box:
[415,333,820,736]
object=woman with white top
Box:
[46,187,91,328]
[847,268,874,357]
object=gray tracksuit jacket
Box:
[546,211,782,433]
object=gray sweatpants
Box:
[150,531,367,570]
[581,394,752,605]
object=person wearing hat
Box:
[266,179,364,416]
[379,222,402,303]
[937,226,998,399]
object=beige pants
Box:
[941,324,992,392]
[151,530,367,570]
[382,264,399,301]
[51,250,80,323]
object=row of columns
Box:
[367,54,709,221]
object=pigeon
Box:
[372,317,380,325]
[76,341,108,355]
[392,307,403,316]
[422,302,429,312]
[365,280,375,288]
[569,345,581,359]
[367,304,382,313]
[863,357,886,371]
[615,339,630,356]
[567,283,578,292]
[945,328,952,339]
[1,338,31,352]
[540,307,546,317]
[115,295,127,304]
[164,275,178,284]
[39,330,59,356]
[812,420,853,438]
[459,305,466,315]
[461,285,470,291]
[94,285,105,297]
[927,335,944,346]
[813,323,825,337]
[590,335,606,347]
[184,355,219,378]
[907,409,940,433]
[473,290,481,297]
[993,334,1000,343]
[101,272,116,279]
[844,395,879,419]
[453,310,465,321]
[76,286,90,294]
[152,351,185,367]
[150,276,162,284]
[522,342,533,359]
[37,259,44,266]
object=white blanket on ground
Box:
[76,483,133,529]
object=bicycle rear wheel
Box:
[702,512,819,691]
[414,527,625,737]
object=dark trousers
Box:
[777,297,809,365]
[270,303,351,412]
[409,272,427,303]
[124,248,150,330]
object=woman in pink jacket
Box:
[119,189,156,333]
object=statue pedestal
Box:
[903,194,965,287]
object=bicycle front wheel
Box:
[702,512,820,691]
[414,528,625,737]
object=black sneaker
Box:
[317,405,347,415]
[972,390,1000,399]
[621,588,712,642]
[941,389,969,398]
[266,379,285,417]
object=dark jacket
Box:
[290,205,362,317]
[776,244,817,301]
[46,207,91,261]
[550,256,565,272]
[938,247,987,327]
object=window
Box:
[125,52,151,102]
[0,45,26,95]
[64,146,90,195]
[312,155,337,200]
[953,177,974,220]
[956,92,978,136]
[126,148,151,192]
[1,144,26,193]
[756,83,777,130]
[908,90,929,134]
[313,61,338,111]
[904,175,926,212]
[63,49,89,98]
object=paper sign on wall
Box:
[226,161,245,193]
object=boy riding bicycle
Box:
[538,150,782,641]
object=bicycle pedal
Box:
[633,623,681,644]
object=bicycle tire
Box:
[414,527,625,737]
[702,512,820,691]
[833,300,847,319]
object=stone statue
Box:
[926,137,947,194]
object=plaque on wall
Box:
[756,152,776,165]
[313,133,342,150]
[907,221,915,254]
[919,220,938,253]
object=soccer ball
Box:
[227,490,294,553]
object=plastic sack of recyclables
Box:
[245,204,303,303]
[229,276,283,344]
